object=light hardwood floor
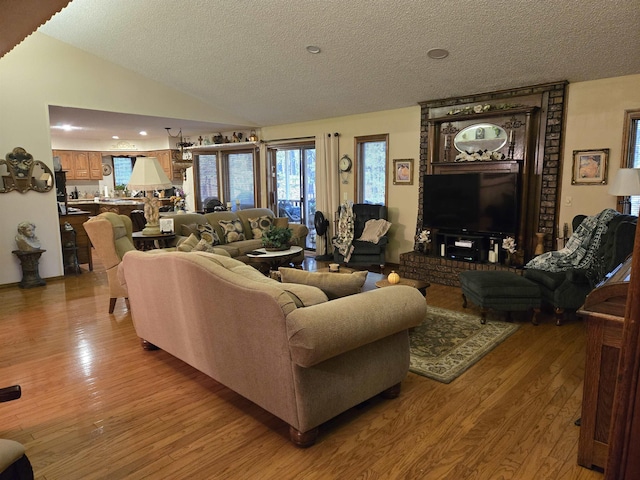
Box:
[0,254,603,480]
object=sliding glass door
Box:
[271,144,316,249]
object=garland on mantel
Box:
[454,150,506,162]
[446,103,522,116]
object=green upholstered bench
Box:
[459,270,542,325]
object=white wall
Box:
[262,106,422,263]
[0,32,252,286]
[559,74,640,231]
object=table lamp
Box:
[127,157,172,235]
[608,168,640,214]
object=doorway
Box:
[269,143,316,249]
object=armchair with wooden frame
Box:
[83,212,136,313]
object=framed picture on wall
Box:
[572,148,609,185]
[393,159,414,185]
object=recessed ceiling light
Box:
[139,131,147,136]
[306,45,321,54]
[112,135,120,140]
[427,48,449,60]
[51,124,82,131]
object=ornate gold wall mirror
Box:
[454,123,508,153]
[1,147,54,194]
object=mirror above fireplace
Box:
[454,123,508,153]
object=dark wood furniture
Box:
[577,257,631,470]
[12,249,46,288]
[132,231,175,250]
[58,211,92,270]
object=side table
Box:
[132,232,176,250]
[375,277,430,296]
[12,249,46,288]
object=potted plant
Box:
[262,225,293,251]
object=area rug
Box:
[409,306,520,384]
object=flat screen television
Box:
[423,172,519,235]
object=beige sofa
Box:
[121,251,426,446]
[164,208,308,264]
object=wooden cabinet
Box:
[58,212,92,270]
[53,150,103,180]
[53,150,74,176]
[149,150,174,180]
[577,259,631,470]
[88,151,103,180]
[72,151,90,179]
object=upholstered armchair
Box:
[84,212,136,313]
[524,211,637,324]
[333,203,389,270]
[0,385,33,480]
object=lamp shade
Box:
[608,168,640,196]
[127,157,172,191]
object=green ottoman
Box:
[459,271,541,324]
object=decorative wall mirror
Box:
[0,147,54,194]
[454,123,508,153]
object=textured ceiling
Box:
[38,0,640,141]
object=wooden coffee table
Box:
[375,277,430,296]
[246,246,303,273]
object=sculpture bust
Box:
[15,221,41,251]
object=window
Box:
[622,110,640,215]
[356,134,388,205]
[225,151,255,209]
[196,154,218,204]
[113,156,135,187]
[193,148,258,211]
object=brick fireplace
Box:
[400,81,568,285]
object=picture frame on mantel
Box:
[393,159,414,185]
[572,148,609,185]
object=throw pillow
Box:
[197,223,220,246]
[193,238,218,253]
[177,233,200,252]
[278,267,368,300]
[180,223,201,237]
[358,219,392,244]
[218,219,246,243]
[248,215,274,239]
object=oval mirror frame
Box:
[1,147,54,194]
[454,123,508,153]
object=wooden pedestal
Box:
[12,249,46,288]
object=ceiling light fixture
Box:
[306,45,321,54]
[51,124,82,131]
[427,48,449,60]
[112,135,119,140]
[139,131,147,136]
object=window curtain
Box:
[315,133,340,255]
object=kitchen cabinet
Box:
[72,151,90,179]
[149,150,174,180]
[88,151,103,179]
[52,150,103,180]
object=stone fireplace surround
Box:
[400,81,567,286]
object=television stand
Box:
[436,232,503,263]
